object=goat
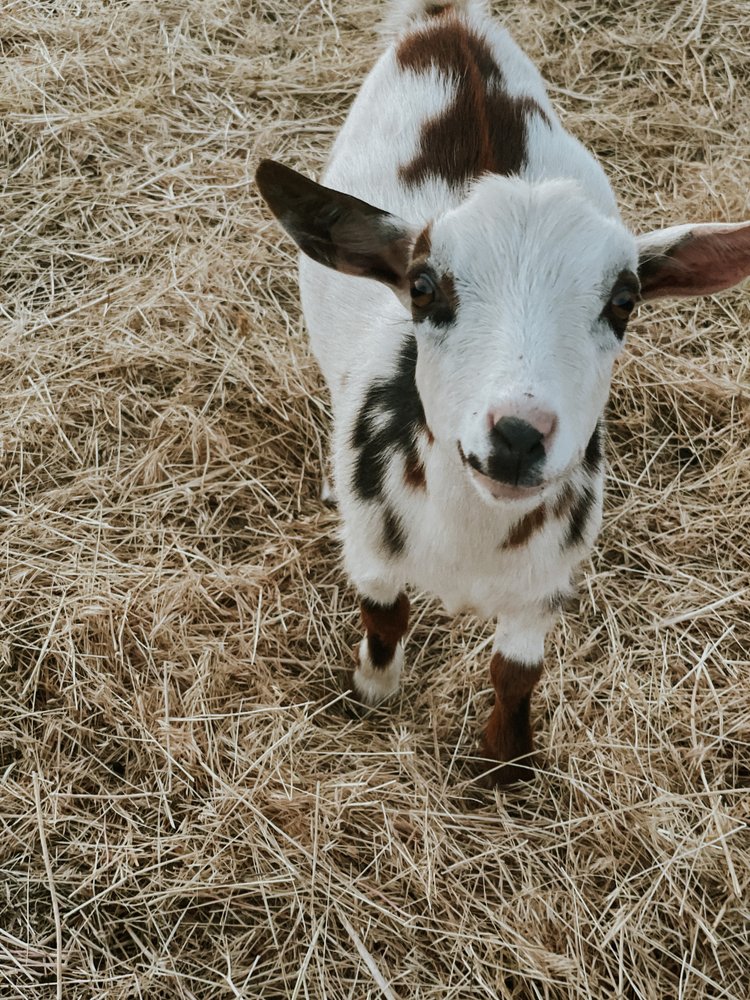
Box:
[256,0,750,784]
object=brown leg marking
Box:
[481,652,543,786]
[360,593,410,667]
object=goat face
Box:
[255,160,639,503]
[410,175,637,503]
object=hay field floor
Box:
[1,1,749,997]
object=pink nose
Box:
[487,405,557,446]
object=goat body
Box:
[257,0,750,784]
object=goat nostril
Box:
[492,417,545,456]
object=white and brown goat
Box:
[257,0,750,784]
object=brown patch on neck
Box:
[396,21,550,187]
[360,593,410,667]
[502,505,546,549]
[382,507,407,556]
[481,652,543,785]
[404,448,427,490]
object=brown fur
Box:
[404,449,427,489]
[382,507,407,556]
[438,271,458,311]
[481,652,543,785]
[412,225,432,261]
[502,504,546,548]
[396,20,550,186]
[360,593,411,667]
[552,482,576,519]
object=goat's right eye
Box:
[410,274,436,308]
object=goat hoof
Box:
[350,638,403,705]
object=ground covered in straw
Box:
[1,1,749,997]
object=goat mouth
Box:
[458,443,544,502]
[468,467,545,502]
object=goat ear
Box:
[637,220,750,300]
[255,160,417,289]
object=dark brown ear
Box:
[637,221,750,300]
[255,160,417,289]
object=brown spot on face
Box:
[552,483,576,519]
[502,505,546,549]
[412,224,432,262]
[406,262,459,327]
[404,448,427,490]
[396,21,551,187]
[438,271,458,312]
[481,652,543,786]
[360,593,410,667]
[425,425,435,446]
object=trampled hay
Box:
[1,1,748,997]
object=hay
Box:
[1,0,748,996]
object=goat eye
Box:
[410,274,436,308]
[610,289,636,321]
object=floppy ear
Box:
[637,220,750,300]
[255,159,417,290]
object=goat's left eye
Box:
[610,289,636,321]
[410,274,436,309]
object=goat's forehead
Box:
[428,178,637,287]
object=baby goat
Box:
[256,0,750,784]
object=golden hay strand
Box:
[1,1,749,997]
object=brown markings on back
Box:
[396,20,550,187]
[360,592,410,667]
[404,448,427,490]
[481,652,543,785]
[502,504,546,549]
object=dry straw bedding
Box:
[1,0,749,997]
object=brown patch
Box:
[502,505,546,549]
[425,426,435,445]
[552,483,576,519]
[256,159,414,288]
[412,224,432,262]
[360,593,410,668]
[425,3,451,16]
[438,271,458,311]
[396,21,550,187]
[481,652,543,786]
[382,507,407,556]
[404,449,427,490]
[406,260,460,327]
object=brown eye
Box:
[610,289,636,322]
[410,273,436,309]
